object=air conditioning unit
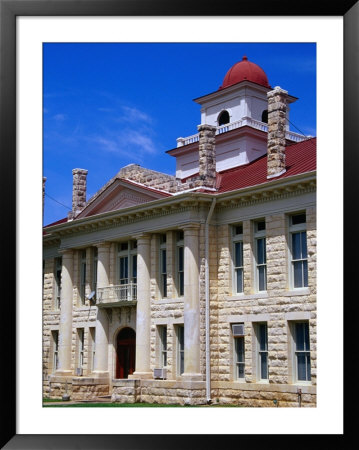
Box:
[232,323,245,337]
[153,368,167,379]
[75,367,83,376]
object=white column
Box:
[182,224,202,381]
[57,250,74,375]
[93,242,110,378]
[130,234,152,379]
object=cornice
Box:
[215,173,316,211]
[45,198,204,239]
[43,171,316,240]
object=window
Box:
[77,328,85,369]
[89,327,96,372]
[79,250,86,305]
[232,224,244,294]
[234,333,245,380]
[176,231,184,297]
[289,213,308,288]
[177,325,184,375]
[218,110,230,126]
[52,330,59,372]
[92,247,98,297]
[158,326,167,368]
[261,110,268,123]
[293,322,311,382]
[159,234,167,298]
[54,257,62,310]
[254,220,267,291]
[117,241,137,300]
[255,323,268,380]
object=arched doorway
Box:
[116,327,136,379]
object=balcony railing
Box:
[96,283,137,306]
[176,117,310,147]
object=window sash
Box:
[52,331,59,372]
[235,337,245,379]
[291,231,308,288]
[178,326,184,375]
[90,328,96,371]
[294,322,311,381]
[54,258,62,310]
[117,242,137,285]
[78,329,84,368]
[258,323,268,380]
[256,237,267,291]
[92,250,98,293]
[233,241,244,293]
[80,261,86,303]
[177,246,184,296]
[160,326,167,368]
[160,248,167,298]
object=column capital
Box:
[132,233,151,243]
[93,241,111,250]
[182,223,201,233]
[58,248,74,257]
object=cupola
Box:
[219,55,271,90]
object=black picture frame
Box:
[1,1,356,448]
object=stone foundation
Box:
[72,377,110,401]
[46,377,316,407]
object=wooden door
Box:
[116,327,136,379]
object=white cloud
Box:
[118,106,153,124]
[123,131,157,154]
[53,113,67,121]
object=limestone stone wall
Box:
[267,87,287,177]
[118,164,180,193]
[43,252,98,399]
[149,230,185,380]
[210,205,317,406]
[117,163,215,194]
[43,258,59,396]
[112,380,206,405]
[198,124,216,189]
[71,168,88,218]
[43,198,316,406]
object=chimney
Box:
[70,168,88,219]
[197,124,217,189]
[43,177,47,221]
[267,86,288,179]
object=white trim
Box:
[283,287,310,297]
[153,317,184,326]
[227,313,272,323]
[285,311,311,321]
[226,292,269,301]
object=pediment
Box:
[76,179,168,219]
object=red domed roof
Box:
[219,56,271,89]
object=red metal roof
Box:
[44,217,68,228]
[217,137,316,193]
[220,56,271,90]
[43,216,68,234]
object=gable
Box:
[76,179,169,219]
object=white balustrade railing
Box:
[177,117,307,147]
[97,283,137,304]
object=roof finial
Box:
[242,55,248,61]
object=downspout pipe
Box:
[205,197,216,404]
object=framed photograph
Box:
[1,1,356,448]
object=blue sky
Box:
[43,43,316,226]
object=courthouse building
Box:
[43,56,316,407]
